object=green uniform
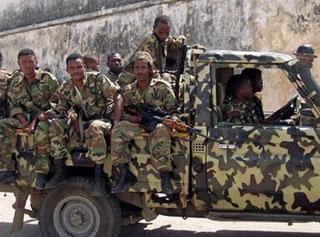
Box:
[105,70,119,84]
[137,33,182,74]
[0,69,12,118]
[111,78,177,171]
[50,72,119,165]
[221,96,262,124]
[0,69,59,172]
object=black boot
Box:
[111,163,136,193]
[160,172,175,195]
[91,164,106,197]
[45,159,67,189]
[35,173,48,189]
[0,171,16,184]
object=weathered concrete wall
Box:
[0,0,319,110]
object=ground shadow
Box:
[0,221,41,237]
[120,223,319,237]
[1,221,318,237]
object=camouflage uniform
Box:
[0,69,59,173]
[250,95,265,121]
[111,77,177,172]
[50,71,119,165]
[105,70,119,84]
[221,96,262,124]
[0,69,12,119]
[137,33,182,74]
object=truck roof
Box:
[197,50,295,65]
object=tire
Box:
[39,176,121,237]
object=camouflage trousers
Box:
[111,121,173,172]
[0,118,50,173]
[49,118,112,165]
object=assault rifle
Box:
[174,39,188,100]
[136,104,216,142]
[66,109,83,142]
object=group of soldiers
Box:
[0,15,187,197]
[0,14,266,198]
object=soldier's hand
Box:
[38,112,49,121]
[24,123,35,134]
[67,110,78,121]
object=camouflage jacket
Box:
[53,72,119,119]
[137,33,182,73]
[0,69,13,118]
[250,95,265,121]
[122,78,177,112]
[105,70,119,84]
[221,96,262,124]
[8,69,59,120]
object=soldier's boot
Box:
[160,172,175,196]
[45,159,67,189]
[35,173,48,189]
[0,171,16,184]
[91,164,107,197]
[111,163,136,193]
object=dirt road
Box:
[1,192,319,237]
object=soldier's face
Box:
[134,59,152,82]
[85,59,100,72]
[239,81,254,99]
[67,58,86,82]
[107,54,123,74]
[153,23,170,42]
[18,55,37,78]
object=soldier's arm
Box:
[137,35,157,64]
[7,79,29,124]
[160,83,178,112]
[100,74,123,119]
[46,73,60,103]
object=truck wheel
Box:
[39,176,121,237]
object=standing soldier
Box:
[46,53,123,196]
[135,15,185,75]
[106,53,123,83]
[0,49,59,186]
[111,51,177,195]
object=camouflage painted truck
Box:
[1,44,320,237]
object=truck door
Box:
[207,122,320,214]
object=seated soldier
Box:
[111,51,177,195]
[0,49,59,186]
[221,74,261,124]
[45,53,123,197]
[241,68,265,121]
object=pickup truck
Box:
[1,44,319,237]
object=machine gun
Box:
[174,39,188,100]
[136,104,215,142]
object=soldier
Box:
[241,68,265,121]
[106,53,123,83]
[0,52,12,119]
[46,53,123,196]
[111,51,177,195]
[135,15,185,75]
[0,49,59,186]
[83,54,100,72]
[221,74,260,124]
